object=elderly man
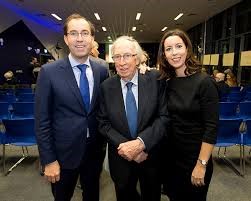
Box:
[98,36,169,201]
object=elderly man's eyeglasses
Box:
[112,53,137,62]
[67,31,91,38]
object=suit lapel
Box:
[112,76,129,132]
[137,73,149,128]
[59,58,86,113]
[89,59,100,113]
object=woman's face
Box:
[163,35,187,72]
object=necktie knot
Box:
[126,82,133,91]
[77,64,87,72]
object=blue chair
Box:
[12,102,34,118]
[244,92,251,101]
[0,94,16,103]
[228,92,243,102]
[2,118,36,175]
[239,102,251,120]
[215,119,244,176]
[229,87,241,92]
[219,102,239,119]
[16,93,34,102]
[15,88,33,94]
[0,102,11,119]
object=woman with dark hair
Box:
[157,29,219,201]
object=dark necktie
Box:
[126,82,138,138]
[77,64,90,112]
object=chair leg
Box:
[2,144,5,174]
[5,146,27,176]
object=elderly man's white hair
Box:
[111,36,143,64]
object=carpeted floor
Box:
[0,145,251,201]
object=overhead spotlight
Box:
[161,27,168,32]
[44,49,48,53]
[132,27,136,31]
[27,46,32,51]
[0,38,3,46]
[35,48,40,54]
[102,27,107,31]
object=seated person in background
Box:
[3,70,16,85]
[215,72,230,98]
[33,63,41,82]
[211,69,219,79]
[90,41,100,58]
[138,50,151,74]
[225,72,237,87]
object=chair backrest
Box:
[12,102,34,118]
[16,93,34,102]
[0,94,16,103]
[239,102,251,120]
[219,102,239,119]
[244,92,251,102]
[0,102,10,118]
[15,88,33,94]
[228,92,243,102]
[216,119,242,145]
[2,118,36,144]
[230,87,241,92]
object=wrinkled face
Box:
[113,40,137,81]
[164,35,187,72]
[64,18,94,63]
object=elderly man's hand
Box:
[133,151,148,163]
[117,139,145,161]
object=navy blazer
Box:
[35,57,109,169]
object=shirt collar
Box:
[120,70,138,88]
[68,53,91,68]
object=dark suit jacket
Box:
[35,57,109,169]
[98,70,169,164]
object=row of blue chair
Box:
[219,101,251,120]
[0,88,33,94]
[216,117,251,176]
[0,118,36,175]
[0,102,34,119]
[220,91,251,102]
[0,93,35,103]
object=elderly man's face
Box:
[113,40,137,81]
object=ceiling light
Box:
[174,13,183,21]
[51,13,62,21]
[107,36,111,39]
[102,27,107,31]
[109,39,112,42]
[94,13,101,20]
[161,27,168,32]
[132,27,136,31]
[136,13,141,20]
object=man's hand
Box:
[117,139,145,161]
[44,160,60,183]
[133,151,148,163]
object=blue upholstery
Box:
[12,102,34,118]
[219,102,239,119]
[239,102,251,120]
[16,93,34,102]
[228,92,243,102]
[15,88,33,94]
[0,102,10,119]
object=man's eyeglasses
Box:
[112,53,137,62]
[67,31,91,38]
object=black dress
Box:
[164,72,219,201]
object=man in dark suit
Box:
[35,13,109,201]
[98,36,169,201]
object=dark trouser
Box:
[110,158,161,201]
[51,144,101,201]
[164,160,213,201]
